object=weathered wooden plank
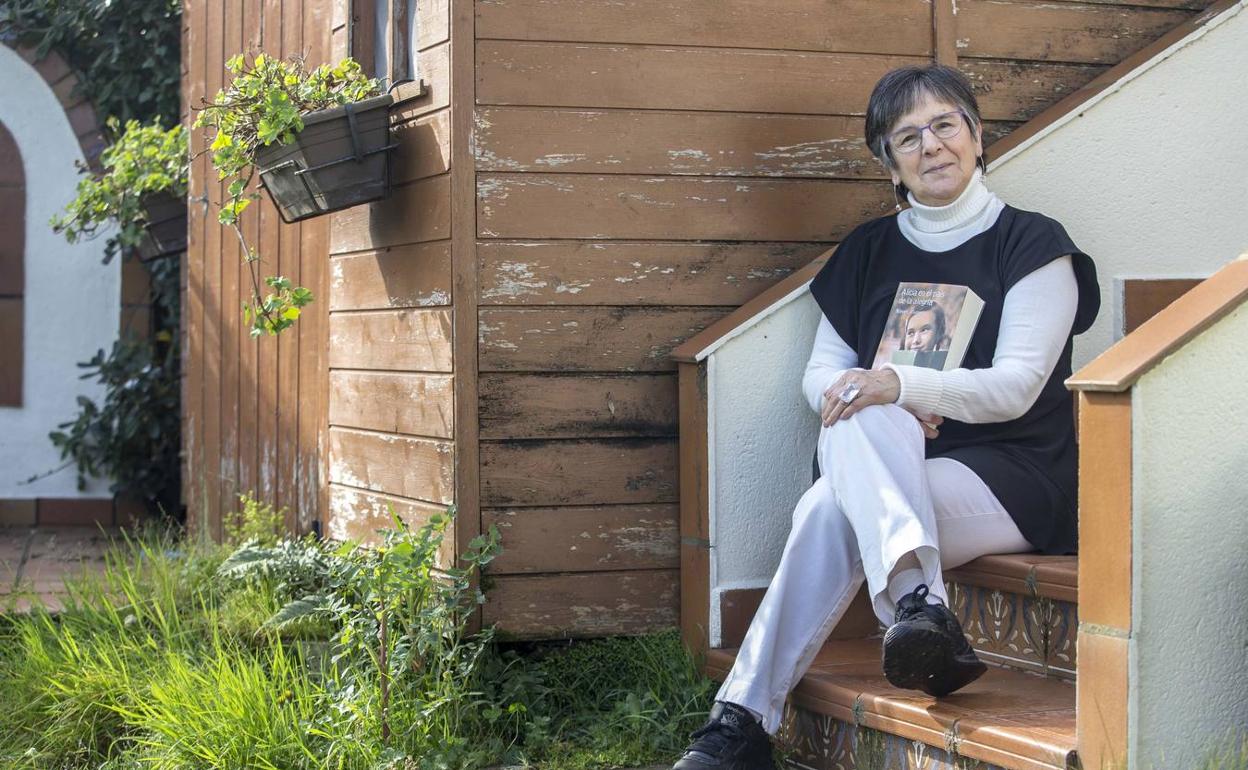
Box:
[256,0,283,507]
[327,484,453,565]
[476,41,921,115]
[329,427,454,504]
[479,307,730,373]
[958,1,1193,65]
[416,0,449,51]
[220,0,244,520]
[392,40,450,123]
[934,0,958,66]
[480,438,678,506]
[0,298,22,406]
[330,173,451,253]
[329,241,452,310]
[478,373,677,439]
[961,59,1108,122]
[277,0,304,532]
[475,0,931,56]
[328,308,453,371]
[478,240,825,306]
[329,370,454,437]
[450,0,482,632]
[392,109,451,184]
[298,0,333,532]
[478,173,892,242]
[484,570,679,639]
[237,0,262,506]
[202,0,227,536]
[678,361,710,654]
[484,504,679,573]
[183,0,206,534]
[473,108,882,178]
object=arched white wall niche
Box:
[0,44,119,499]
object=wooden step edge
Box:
[706,641,1077,770]
[946,555,1077,604]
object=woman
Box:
[671,64,1099,770]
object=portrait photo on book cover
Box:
[871,282,984,372]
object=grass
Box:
[0,519,716,770]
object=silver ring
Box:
[838,382,862,405]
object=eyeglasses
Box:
[887,111,967,155]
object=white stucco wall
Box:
[988,2,1248,372]
[1130,301,1248,767]
[706,288,821,645]
[0,45,118,498]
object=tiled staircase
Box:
[704,554,1079,770]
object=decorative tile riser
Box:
[777,703,1006,770]
[946,581,1077,679]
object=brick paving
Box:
[0,526,115,612]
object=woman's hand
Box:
[821,369,902,426]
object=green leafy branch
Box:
[194,53,382,336]
[50,117,188,263]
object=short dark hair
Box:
[865,65,986,198]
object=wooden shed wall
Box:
[183,0,333,538]
[323,0,463,561]
[187,0,1213,636]
[468,0,1210,639]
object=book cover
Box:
[871,282,984,371]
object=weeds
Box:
[0,499,715,769]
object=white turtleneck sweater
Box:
[802,169,1079,423]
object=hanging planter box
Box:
[255,93,397,224]
[136,191,188,260]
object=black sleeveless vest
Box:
[809,206,1100,554]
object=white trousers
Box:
[716,404,1033,734]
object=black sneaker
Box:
[672,701,773,770]
[882,584,987,697]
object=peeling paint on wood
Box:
[329,371,454,438]
[329,309,453,372]
[478,240,826,306]
[329,241,452,310]
[327,484,453,565]
[476,173,893,241]
[329,428,455,504]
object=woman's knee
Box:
[819,404,923,447]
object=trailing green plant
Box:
[50,118,188,264]
[194,52,382,336]
[47,254,180,513]
[223,491,287,547]
[0,0,181,127]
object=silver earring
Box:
[891,185,903,213]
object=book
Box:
[871,282,984,371]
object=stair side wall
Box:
[987,2,1248,374]
[1131,303,1248,767]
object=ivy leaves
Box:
[50,118,188,263]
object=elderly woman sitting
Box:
[671,64,1099,770]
